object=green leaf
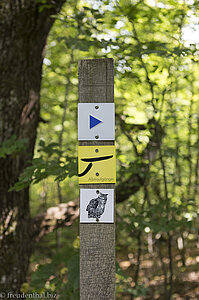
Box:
[0,135,28,158]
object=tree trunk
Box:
[0,0,65,292]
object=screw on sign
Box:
[78,58,115,300]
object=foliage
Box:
[116,261,148,297]
[0,135,27,158]
[26,232,80,300]
[9,140,77,192]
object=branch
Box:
[116,118,164,203]
[116,171,144,203]
[31,200,79,242]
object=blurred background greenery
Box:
[12,0,199,299]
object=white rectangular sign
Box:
[80,188,114,223]
[78,103,115,140]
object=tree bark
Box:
[0,0,65,292]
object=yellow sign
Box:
[78,146,116,184]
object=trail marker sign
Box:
[80,189,114,223]
[78,145,116,184]
[78,103,115,140]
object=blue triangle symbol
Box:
[90,115,102,129]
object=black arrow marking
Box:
[78,155,114,177]
[81,155,113,162]
[78,162,93,177]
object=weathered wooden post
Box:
[78,58,115,300]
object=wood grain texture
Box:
[79,58,115,300]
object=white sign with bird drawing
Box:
[80,188,114,223]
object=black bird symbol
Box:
[86,192,108,221]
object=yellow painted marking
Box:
[78,146,116,184]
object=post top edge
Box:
[79,58,114,64]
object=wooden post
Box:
[79,58,115,300]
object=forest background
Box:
[0,0,199,299]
